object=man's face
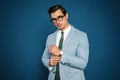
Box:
[50,9,68,31]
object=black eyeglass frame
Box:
[51,15,65,23]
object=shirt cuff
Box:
[59,51,63,57]
[60,51,63,54]
[49,66,53,71]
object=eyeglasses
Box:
[51,15,65,23]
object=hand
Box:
[49,56,61,66]
[49,45,60,56]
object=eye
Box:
[51,18,56,21]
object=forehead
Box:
[51,9,63,18]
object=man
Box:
[42,5,89,80]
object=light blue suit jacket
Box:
[42,25,89,80]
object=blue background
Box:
[0,0,120,80]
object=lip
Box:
[57,23,61,27]
[57,24,62,28]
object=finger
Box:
[53,58,59,61]
[53,61,58,65]
[51,56,60,61]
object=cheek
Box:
[54,23,58,26]
[62,20,67,25]
[63,18,67,23]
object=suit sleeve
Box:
[60,33,89,70]
[41,36,54,71]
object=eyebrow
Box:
[51,15,64,19]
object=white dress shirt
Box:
[56,24,71,47]
[49,24,71,70]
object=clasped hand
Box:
[49,45,60,56]
[49,45,61,66]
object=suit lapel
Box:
[62,26,75,50]
[51,31,57,45]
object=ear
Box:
[65,13,68,20]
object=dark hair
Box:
[48,5,67,16]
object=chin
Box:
[58,26,62,29]
[59,28,64,31]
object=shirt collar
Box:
[58,24,71,34]
[57,24,71,42]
